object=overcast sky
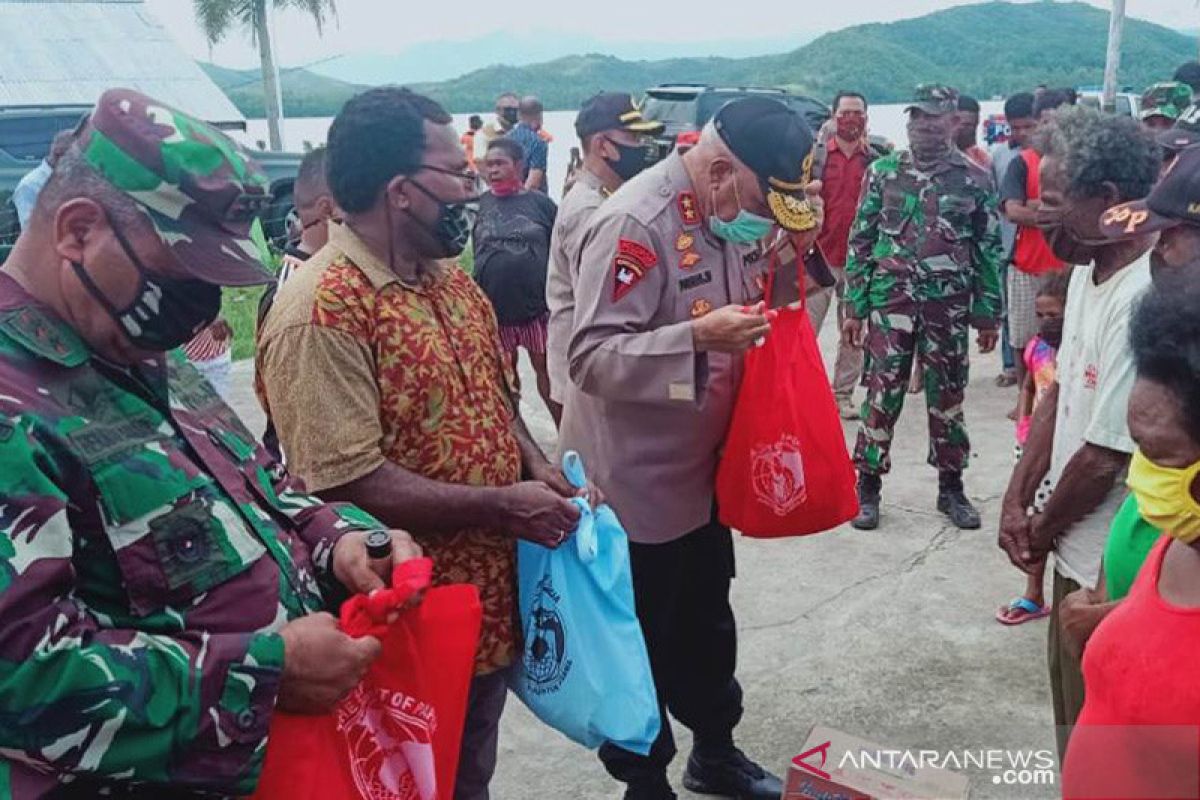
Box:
[146,0,1200,70]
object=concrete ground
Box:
[228,321,1058,800]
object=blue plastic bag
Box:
[511,451,661,755]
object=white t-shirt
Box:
[1048,255,1151,589]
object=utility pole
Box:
[1103,0,1126,112]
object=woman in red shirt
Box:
[1063,276,1200,799]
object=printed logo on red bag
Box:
[751,435,808,516]
[336,685,439,800]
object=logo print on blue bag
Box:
[524,576,572,694]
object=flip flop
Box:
[996,597,1051,626]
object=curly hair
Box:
[326,87,453,214]
[1034,105,1159,201]
[1131,274,1200,444]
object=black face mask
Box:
[606,139,662,181]
[1039,316,1064,349]
[406,178,479,258]
[71,224,221,351]
[500,107,519,127]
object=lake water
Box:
[246,100,1005,202]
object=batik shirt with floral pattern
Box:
[257,223,523,674]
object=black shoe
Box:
[623,776,676,800]
[937,489,981,529]
[683,747,783,800]
[852,474,881,530]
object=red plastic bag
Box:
[252,557,482,800]
[716,252,859,537]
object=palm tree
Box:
[192,0,336,151]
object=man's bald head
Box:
[519,96,544,125]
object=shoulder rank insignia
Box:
[677,191,701,227]
[613,239,659,302]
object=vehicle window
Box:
[0,114,82,161]
[1115,96,1132,116]
[641,93,699,133]
[784,97,831,133]
[697,93,743,125]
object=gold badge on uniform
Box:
[679,251,702,270]
[767,189,818,233]
[675,232,694,252]
[690,298,714,318]
[677,191,701,227]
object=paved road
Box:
[229,322,1057,799]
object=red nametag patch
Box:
[612,239,659,301]
[677,192,701,227]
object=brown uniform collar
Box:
[328,222,446,292]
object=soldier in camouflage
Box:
[0,89,422,798]
[1139,81,1194,132]
[842,84,1003,531]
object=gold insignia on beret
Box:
[767,189,818,232]
[801,151,815,185]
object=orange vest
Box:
[1013,148,1064,275]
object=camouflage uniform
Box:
[845,88,1003,477]
[0,90,387,798]
[1140,82,1194,124]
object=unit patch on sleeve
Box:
[612,238,659,302]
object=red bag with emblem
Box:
[715,251,858,537]
[251,557,481,800]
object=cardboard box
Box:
[785,725,970,800]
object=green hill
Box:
[200,63,367,117]
[205,1,1198,116]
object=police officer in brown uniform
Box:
[559,98,821,800]
[547,92,664,408]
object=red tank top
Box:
[1012,149,1065,275]
[1062,536,1200,799]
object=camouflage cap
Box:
[74,88,274,287]
[905,84,959,116]
[1140,82,1194,123]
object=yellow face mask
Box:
[1127,449,1200,543]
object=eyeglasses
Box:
[418,163,478,183]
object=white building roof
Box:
[0,0,245,128]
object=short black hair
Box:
[1174,61,1200,94]
[326,87,452,214]
[496,92,518,104]
[468,114,483,129]
[294,146,329,210]
[1034,88,1076,117]
[1131,275,1200,443]
[486,137,524,164]
[832,91,868,112]
[1037,269,1071,302]
[957,95,981,113]
[1005,92,1036,120]
[1035,105,1159,202]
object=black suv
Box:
[640,84,831,149]
[0,104,303,260]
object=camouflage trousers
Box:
[853,300,971,476]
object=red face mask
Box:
[490,176,522,197]
[836,113,866,142]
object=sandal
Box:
[996,597,1051,626]
[995,370,1018,388]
